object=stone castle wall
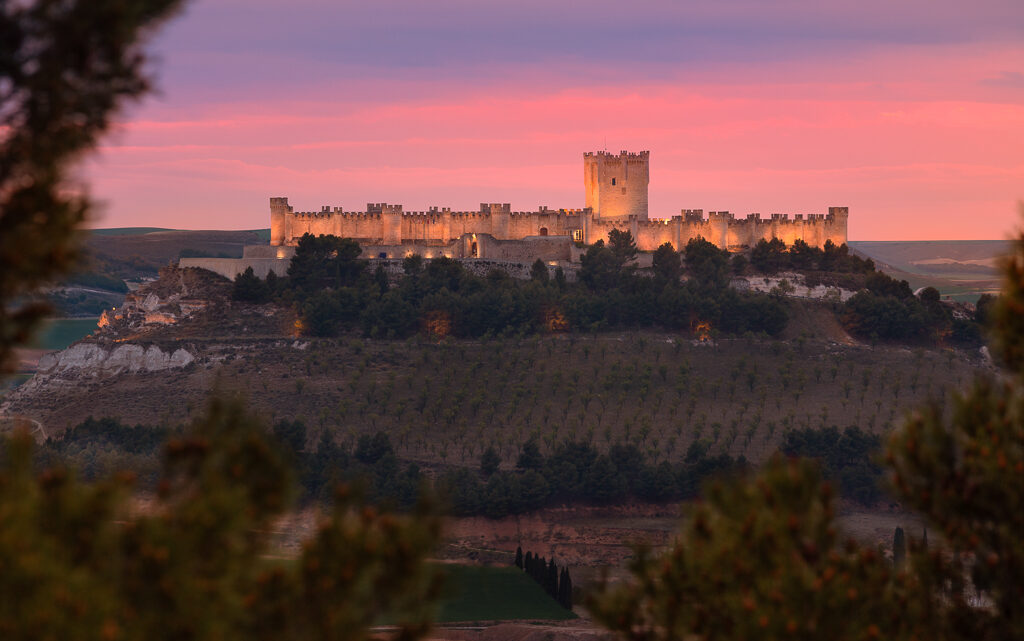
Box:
[269,199,847,254]
[267,150,848,255]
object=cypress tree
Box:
[546,558,559,598]
[559,567,573,610]
[534,556,546,585]
[515,546,523,569]
[893,526,906,569]
[524,551,533,576]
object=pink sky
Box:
[82,1,1024,240]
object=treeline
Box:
[232,231,789,338]
[515,547,573,610]
[273,422,425,508]
[35,417,894,514]
[748,238,875,275]
[35,417,172,487]
[278,418,748,517]
[841,272,987,344]
[437,438,745,518]
[780,425,884,504]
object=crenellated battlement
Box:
[584,150,650,160]
[266,150,847,252]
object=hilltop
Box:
[2,256,992,573]
[5,264,986,459]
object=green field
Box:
[436,565,576,622]
[253,560,574,623]
[30,318,99,350]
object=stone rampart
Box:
[265,150,848,256]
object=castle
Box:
[268,151,847,262]
[179,151,848,279]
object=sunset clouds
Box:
[84,0,1024,239]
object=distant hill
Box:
[85,229,266,276]
[47,229,268,316]
[850,240,1008,302]
[89,227,178,236]
[850,240,1008,272]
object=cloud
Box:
[982,71,1024,88]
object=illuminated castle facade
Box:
[267,151,847,261]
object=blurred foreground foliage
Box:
[0,0,184,372]
[590,216,1024,641]
[0,398,441,641]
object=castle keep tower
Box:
[584,150,649,221]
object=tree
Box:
[579,240,621,291]
[652,243,682,285]
[301,290,345,337]
[402,253,424,276]
[731,253,749,276]
[0,397,442,641]
[0,0,184,372]
[355,432,394,464]
[287,233,364,293]
[0,6,445,638]
[919,286,941,304]
[480,445,500,477]
[558,567,574,610]
[546,558,559,599]
[789,239,821,271]
[553,266,567,290]
[750,238,788,275]
[530,258,550,283]
[865,271,913,299]
[683,237,731,292]
[893,526,907,569]
[517,439,544,471]
[515,546,524,569]
[975,293,996,326]
[608,229,638,266]
[233,267,268,302]
[589,458,935,641]
[886,222,1024,639]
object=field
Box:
[254,558,574,623]
[8,325,986,468]
[435,565,575,623]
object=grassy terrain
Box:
[435,564,576,622]
[252,559,574,622]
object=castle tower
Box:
[382,204,403,245]
[483,203,511,239]
[269,197,293,246]
[827,206,850,247]
[583,150,649,221]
